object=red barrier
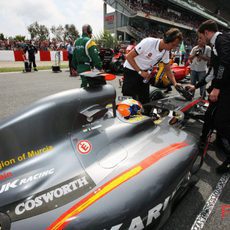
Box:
[40,50,51,61]
[62,50,68,61]
[14,50,24,62]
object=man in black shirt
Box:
[24,41,38,71]
[197,19,230,173]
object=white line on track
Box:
[0,69,54,75]
[191,173,230,230]
[0,71,22,75]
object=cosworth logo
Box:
[15,176,89,215]
[0,168,54,194]
[1,173,95,222]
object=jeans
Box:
[191,70,206,98]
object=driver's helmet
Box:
[117,99,142,119]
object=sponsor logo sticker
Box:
[148,53,152,57]
[1,173,95,221]
[0,168,54,194]
[77,140,92,155]
[0,172,13,181]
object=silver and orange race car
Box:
[0,72,204,230]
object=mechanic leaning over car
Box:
[195,20,230,174]
[122,28,182,104]
[72,24,103,87]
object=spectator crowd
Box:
[0,39,69,51]
[124,0,203,30]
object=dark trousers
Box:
[68,54,73,74]
[201,101,217,141]
[29,56,36,68]
[201,90,230,159]
[214,90,230,142]
[191,70,206,98]
[122,67,149,104]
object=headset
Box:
[163,29,181,43]
[82,24,93,34]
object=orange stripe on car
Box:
[48,142,188,230]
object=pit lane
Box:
[0,70,229,230]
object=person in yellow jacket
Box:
[72,24,103,87]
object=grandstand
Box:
[103,0,230,48]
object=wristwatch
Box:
[138,70,142,75]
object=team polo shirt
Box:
[124,37,170,71]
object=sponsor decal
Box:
[0,159,16,170]
[0,172,13,181]
[1,173,95,222]
[75,45,85,50]
[118,114,147,124]
[27,145,53,158]
[127,115,147,123]
[0,168,54,194]
[77,140,92,155]
[82,124,102,133]
[117,96,133,102]
[0,146,53,170]
[109,192,175,229]
[221,204,230,220]
[147,53,152,58]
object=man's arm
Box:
[189,47,196,62]
[71,49,78,70]
[209,35,230,102]
[34,46,38,54]
[87,41,103,70]
[126,49,150,79]
[164,63,177,86]
[212,35,230,89]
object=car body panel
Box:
[0,78,198,229]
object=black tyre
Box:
[149,88,164,101]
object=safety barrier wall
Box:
[0,50,69,61]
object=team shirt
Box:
[124,37,170,71]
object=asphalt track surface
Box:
[0,70,229,230]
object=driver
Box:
[117,99,142,119]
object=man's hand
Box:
[98,69,105,74]
[174,82,181,88]
[209,88,220,102]
[164,63,177,86]
[186,84,196,92]
[140,70,151,79]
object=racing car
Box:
[149,62,190,89]
[0,72,201,230]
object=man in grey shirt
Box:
[189,36,211,98]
